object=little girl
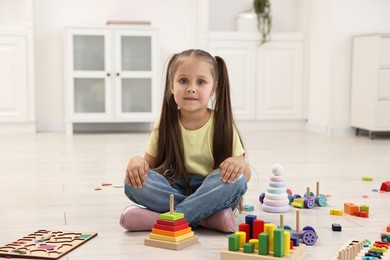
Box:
[120,49,251,233]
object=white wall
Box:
[23,0,390,133]
[34,0,199,131]
[307,0,390,134]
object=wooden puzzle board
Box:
[220,244,306,260]
[0,230,97,259]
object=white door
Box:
[256,42,304,119]
[114,29,159,121]
[208,40,256,120]
[65,28,112,122]
[0,36,27,121]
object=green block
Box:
[159,212,184,221]
[273,228,285,257]
[243,242,254,253]
[291,198,305,208]
[258,232,269,256]
[228,235,240,251]
[360,205,369,213]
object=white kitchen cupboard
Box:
[208,32,304,121]
[208,37,257,119]
[351,34,390,138]
[64,27,159,134]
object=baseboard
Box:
[37,122,153,133]
[0,122,36,134]
[305,122,354,136]
[236,120,307,131]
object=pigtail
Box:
[212,56,234,168]
[154,53,191,195]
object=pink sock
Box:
[199,208,235,233]
[120,205,160,231]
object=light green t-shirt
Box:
[145,112,245,177]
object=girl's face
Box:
[170,56,216,114]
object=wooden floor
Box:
[0,130,389,259]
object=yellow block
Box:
[152,227,192,237]
[149,231,194,243]
[264,223,275,251]
[234,231,246,248]
[284,231,291,254]
[249,239,258,250]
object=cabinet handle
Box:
[107,73,110,77]
[116,73,120,76]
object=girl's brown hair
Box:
[154,49,242,195]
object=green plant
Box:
[253,0,272,45]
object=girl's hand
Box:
[220,156,246,183]
[125,155,149,188]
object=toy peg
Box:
[280,214,284,229]
[296,210,300,232]
[170,194,174,214]
[316,181,319,197]
[306,187,310,198]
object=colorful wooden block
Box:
[380,181,390,192]
[258,232,269,256]
[332,223,342,232]
[387,223,390,233]
[273,228,285,257]
[264,223,275,251]
[355,211,369,218]
[239,223,251,242]
[149,231,194,243]
[156,218,187,226]
[245,215,257,238]
[249,239,259,250]
[228,234,240,251]
[330,209,343,216]
[235,231,246,248]
[151,227,192,237]
[284,231,291,254]
[344,202,359,215]
[244,242,255,253]
[159,212,184,221]
[144,236,198,251]
[360,205,369,213]
[253,219,265,240]
[154,223,189,232]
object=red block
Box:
[290,240,293,249]
[156,218,188,226]
[154,223,189,231]
[239,223,250,242]
[380,181,390,192]
[355,211,369,218]
[253,219,264,239]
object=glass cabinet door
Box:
[67,29,111,120]
[114,30,159,121]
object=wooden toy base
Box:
[220,244,306,260]
[144,236,198,250]
[0,230,97,259]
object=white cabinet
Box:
[351,34,390,137]
[208,38,256,119]
[208,32,304,121]
[0,35,35,133]
[64,27,159,134]
[256,41,303,120]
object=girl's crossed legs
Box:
[121,169,247,232]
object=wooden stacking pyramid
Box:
[144,194,199,250]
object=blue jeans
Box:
[124,169,247,227]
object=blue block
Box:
[291,236,299,246]
[245,215,257,239]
